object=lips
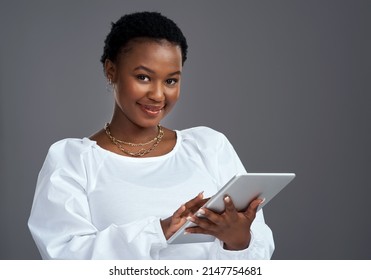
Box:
[139,104,164,116]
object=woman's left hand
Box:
[185,196,263,250]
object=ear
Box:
[104,59,117,82]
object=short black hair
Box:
[100,11,188,68]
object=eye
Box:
[137,74,150,82]
[165,78,178,86]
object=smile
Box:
[139,104,164,116]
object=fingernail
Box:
[186,216,195,222]
[224,196,230,202]
[184,231,189,235]
[196,209,205,216]
[259,198,266,204]
[198,191,204,198]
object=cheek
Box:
[166,88,180,105]
[162,90,180,116]
[115,80,147,101]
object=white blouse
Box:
[28,126,274,259]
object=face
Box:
[105,39,182,129]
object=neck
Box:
[109,110,159,143]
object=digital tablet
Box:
[167,172,295,245]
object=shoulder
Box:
[177,126,246,180]
[48,138,95,155]
[38,138,99,180]
[180,126,227,141]
[44,138,97,168]
[179,126,230,150]
[36,138,97,190]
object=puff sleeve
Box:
[28,140,167,259]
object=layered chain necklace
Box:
[104,123,164,157]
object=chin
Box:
[137,109,169,127]
[134,117,163,129]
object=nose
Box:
[147,82,165,102]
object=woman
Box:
[28,11,274,259]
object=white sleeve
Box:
[197,129,275,259]
[28,141,167,259]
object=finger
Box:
[223,195,238,219]
[173,204,186,220]
[187,214,218,232]
[182,193,208,217]
[185,225,213,236]
[244,198,264,220]
[187,198,210,213]
[184,191,204,210]
[195,208,223,226]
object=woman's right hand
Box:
[160,192,208,240]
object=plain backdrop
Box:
[0,0,370,259]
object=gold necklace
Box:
[104,123,161,146]
[104,123,164,157]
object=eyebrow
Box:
[133,65,181,76]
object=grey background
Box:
[0,0,370,259]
